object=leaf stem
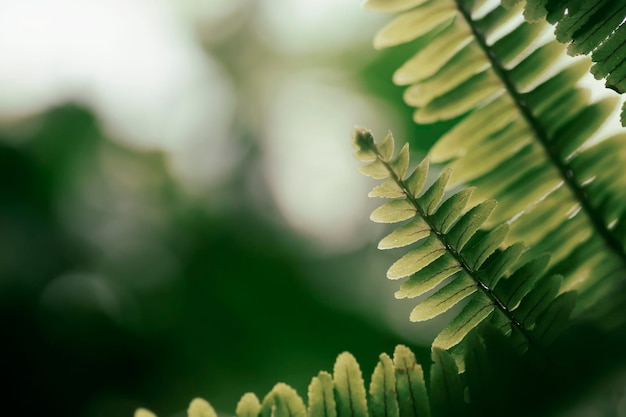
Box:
[455,1,626,271]
[366,142,547,358]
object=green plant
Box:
[137,1,626,416]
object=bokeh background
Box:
[4,1,626,417]
[0,1,450,416]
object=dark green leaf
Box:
[430,348,465,417]
[479,242,526,288]
[513,274,562,326]
[462,224,509,271]
[494,253,550,308]
[533,291,577,344]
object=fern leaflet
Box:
[136,345,450,417]
[502,0,626,125]
[365,0,626,318]
[353,129,572,352]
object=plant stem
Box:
[455,1,626,271]
[368,144,546,357]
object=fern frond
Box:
[136,345,438,417]
[501,0,626,124]
[365,0,626,316]
[353,129,571,353]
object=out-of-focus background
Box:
[7,2,626,416]
[0,1,453,416]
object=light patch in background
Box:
[254,0,385,54]
[40,272,129,325]
[0,0,238,187]
[578,70,625,143]
[262,71,406,253]
[176,0,250,44]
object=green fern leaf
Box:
[367,0,626,319]
[403,44,485,108]
[433,292,494,350]
[377,131,395,162]
[137,346,448,417]
[464,324,522,413]
[355,129,564,353]
[405,157,430,197]
[369,354,400,417]
[371,199,416,224]
[387,235,446,279]
[410,274,476,322]
[392,143,411,179]
[429,348,465,417]
[416,168,452,215]
[307,372,336,417]
[261,390,275,417]
[273,384,307,417]
[495,253,551,308]
[369,179,405,199]
[508,1,626,124]
[134,409,157,417]
[532,291,577,344]
[188,398,218,417]
[513,274,562,327]
[462,224,509,271]
[378,217,430,250]
[429,95,518,163]
[373,2,457,49]
[430,187,475,233]
[492,21,545,66]
[413,71,501,123]
[446,200,497,251]
[237,393,262,417]
[477,242,525,288]
[358,160,391,180]
[393,20,472,86]
[333,353,368,417]
[395,254,462,299]
[392,345,430,417]
[363,0,430,13]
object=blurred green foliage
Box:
[0,106,430,417]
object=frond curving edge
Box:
[364,0,626,318]
[353,128,573,353]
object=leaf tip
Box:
[353,127,375,150]
[188,398,217,417]
[135,409,157,417]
